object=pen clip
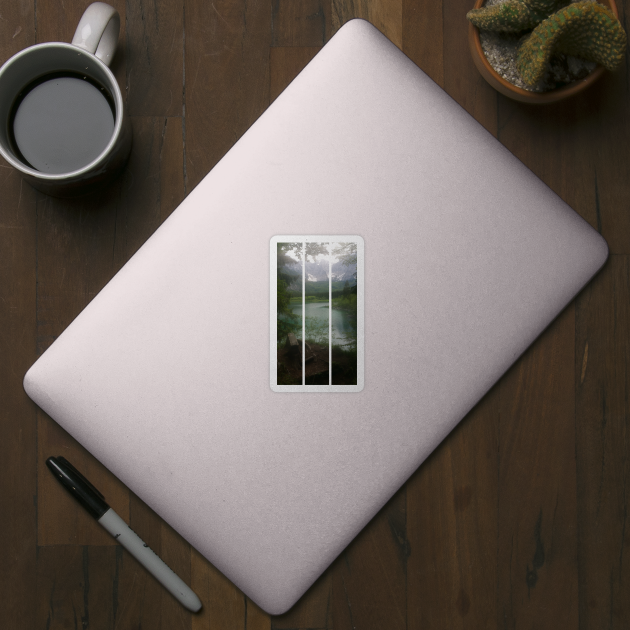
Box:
[55,456,106,501]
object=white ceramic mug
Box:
[0,2,131,197]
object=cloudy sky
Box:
[283,242,345,265]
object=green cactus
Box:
[516,1,627,85]
[467,0,568,33]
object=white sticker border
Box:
[270,235,364,393]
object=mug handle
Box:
[71,2,120,67]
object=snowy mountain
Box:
[283,259,357,286]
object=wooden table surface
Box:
[1,0,629,628]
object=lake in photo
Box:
[289,301,356,346]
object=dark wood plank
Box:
[126,0,183,117]
[574,0,629,254]
[582,71,630,254]
[272,0,331,46]
[112,116,185,270]
[407,393,499,629]
[402,0,444,88]
[497,305,578,628]
[0,133,38,630]
[0,5,39,629]
[0,0,36,54]
[34,187,121,354]
[36,545,118,630]
[36,0,125,47]
[331,0,402,48]
[184,0,272,192]
[443,0,497,131]
[576,256,630,629]
[331,486,408,630]
[159,117,187,220]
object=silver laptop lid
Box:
[24,19,607,614]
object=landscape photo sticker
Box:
[270,236,364,392]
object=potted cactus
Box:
[467,0,627,103]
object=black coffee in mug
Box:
[9,72,115,174]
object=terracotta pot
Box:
[468,0,619,103]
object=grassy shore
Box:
[289,296,328,304]
[331,294,357,314]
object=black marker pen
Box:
[46,456,202,612]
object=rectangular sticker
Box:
[270,236,364,392]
